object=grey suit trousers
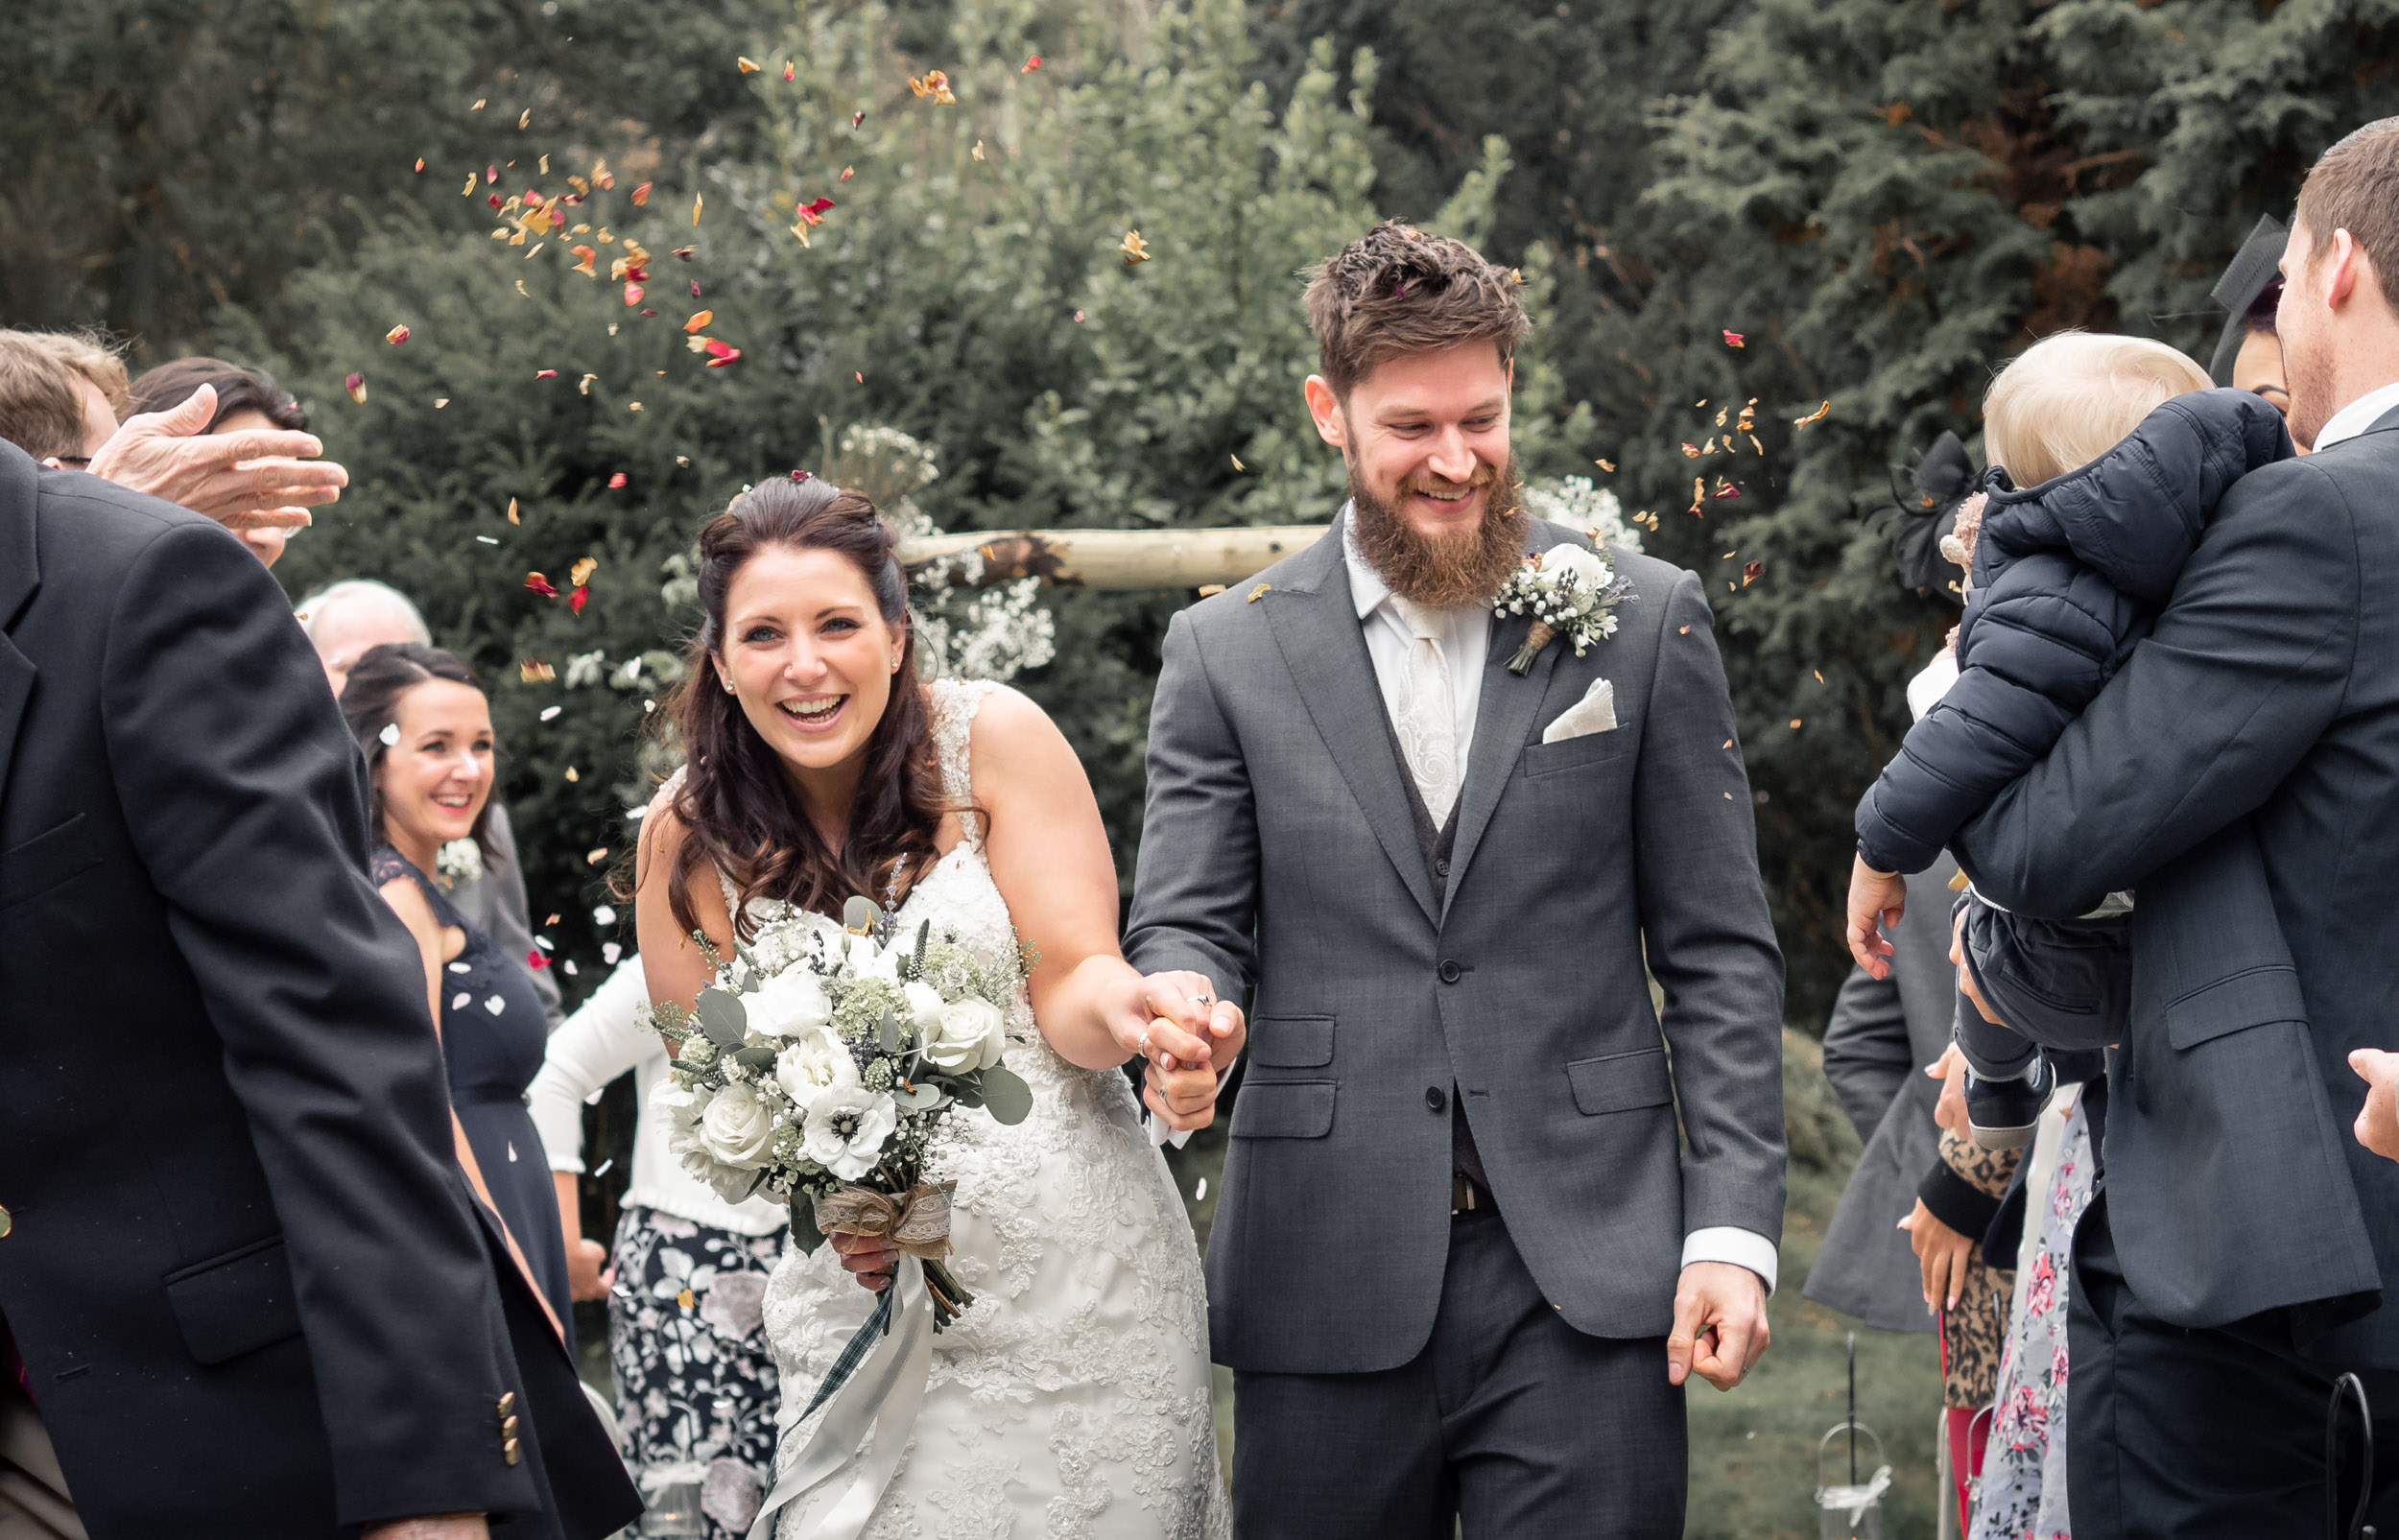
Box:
[1230,1212,1682,1539]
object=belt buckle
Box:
[1450,1173,1481,1216]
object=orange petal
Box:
[684,310,714,332]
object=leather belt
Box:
[1451,1172,1497,1217]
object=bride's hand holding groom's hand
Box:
[1125,971,1245,1133]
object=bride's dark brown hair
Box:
[656,475,944,938]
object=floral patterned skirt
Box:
[609,1205,790,1539]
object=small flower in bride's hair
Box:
[800,1082,898,1180]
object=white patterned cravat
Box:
[1388,595,1461,819]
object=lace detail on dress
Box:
[757,677,1227,1540]
[930,676,1003,847]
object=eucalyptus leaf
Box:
[894,1080,945,1111]
[733,1044,779,1073]
[981,1064,1033,1125]
[695,986,749,1049]
[789,1194,826,1254]
[877,1009,901,1054]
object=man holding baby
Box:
[1849,118,2399,1535]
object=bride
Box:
[632,474,1237,1540]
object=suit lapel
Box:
[0,444,42,815]
[1259,528,1443,926]
[1443,533,1569,913]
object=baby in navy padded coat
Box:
[1844,331,2295,1147]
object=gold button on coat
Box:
[0,1205,11,1239]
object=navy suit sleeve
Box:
[1633,573,1787,1241]
[1123,607,1262,1003]
[1821,966,1912,1142]
[1954,458,2358,915]
[99,522,534,1525]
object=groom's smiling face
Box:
[1305,341,1514,541]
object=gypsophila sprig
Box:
[1493,540,1634,675]
[433,838,485,889]
[645,898,1031,1332]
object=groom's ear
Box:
[1303,374,1346,448]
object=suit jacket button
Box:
[1426,1086,1447,1113]
[1437,960,1461,983]
[503,1436,520,1467]
[497,1391,516,1415]
[501,1414,519,1437]
[0,1205,12,1239]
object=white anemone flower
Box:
[800,1081,899,1181]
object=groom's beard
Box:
[1347,454,1529,609]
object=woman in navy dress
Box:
[342,642,574,1339]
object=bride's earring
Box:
[722,675,736,695]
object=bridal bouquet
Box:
[649,897,1033,1330]
[1495,539,1632,674]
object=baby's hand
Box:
[1845,856,1908,978]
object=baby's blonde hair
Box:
[1982,330,2212,487]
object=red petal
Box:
[1722,330,1746,347]
[801,197,836,218]
[343,372,367,403]
[487,193,503,208]
[534,368,558,379]
[630,181,651,204]
[623,283,645,306]
[524,573,557,598]
[526,948,552,969]
[852,111,865,128]
[607,472,629,488]
[486,165,499,183]
[568,586,589,615]
[783,61,796,82]
[704,347,742,367]
[1023,53,1042,72]
[703,338,736,359]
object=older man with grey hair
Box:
[297,579,562,1028]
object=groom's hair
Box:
[1303,221,1528,398]
[2297,117,2399,314]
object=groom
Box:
[1126,223,1787,1535]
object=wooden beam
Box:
[898,526,1330,591]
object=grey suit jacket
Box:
[1125,516,1787,1374]
[1806,857,1959,1332]
[1957,409,2399,1366]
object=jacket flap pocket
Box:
[1251,1015,1333,1068]
[2163,965,2308,1052]
[1229,1080,1335,1139]
[166,1235,302,1366]
[1566,1048,1674,1116]
[0,813,100,912]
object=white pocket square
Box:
[1541,678,1618,743]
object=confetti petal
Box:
[796,196,835,225]
[1793,399,1832,429]
[783,61,796,82]
[570,244,597,276]
[344,372,367,404]
[624,282,645,306]
[672,246,696,261]
[534,368,558,380]
[1596,459,1616,472]
[692,193,703,226]
[413,157,425,173]
[541,705,562,721]
[705,345,742,368]
[736,56,761,73]
[520,659,555,682]
[607,472,628,488]
[1119,229,1150,265]
[1722,330,1746,347]
[526,948,551,969]
[587,847,610,865]
[379,722,400,746]
[569,557,598,587]
[684,309,715,333]
[569,586,589,615]
[972,140,986,161]
[839,166,854,182]
[507,497,520,524]
[1023,53,1043,72]
[630,181,651,205]
[524,572,557,598]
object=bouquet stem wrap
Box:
[1506,619,1556,675]
[746,1181,966,1540]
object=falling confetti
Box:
[578,373,598,395]
[435,398,449,409]
[586,847,610,865]
[691,193,703,227]
[414,157,425,173]
[1023,53,1043,72]
[517,107,531,129]
[1680,443,1703,459]
[569,557,598,587]
[540,705,562,721]
[526,948,552,970]
[704,339,742,368]
[570,245,597,276]
[1789,719,1802,729]
[684,309,715,333]
[1744,560,1766,584]
[630,181,651,205]
[1119,229,1151,265]
[908,70,956,105]
[344,372,367,403]
[624,282,645,306]
[506,497,520,524]
[1722,330,1746,347]
[1247,583,1271,603]
[606,472,629,488]
[783,62,796,82]
[1072,309,1085,322]
[520,659,555,683]
[463,173,477,196]
[1595,459,1615,472]
[534,368,558,380]
[569,587,590,615]
[524,572,558,598]
[852,110,866,128]
[840,166,854,182]
[972,140,986,161]
[472,99,487,111]
[1793,400,1831,429]
[1231,454,1246,471]
[736,56,761,73]
[672,246,696,261]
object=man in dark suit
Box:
[0,441,637,1538]
[1948,118,2399,1535]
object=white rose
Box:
[775,1029,860,1102]
[1535,542,1610,595]
[747,967,833,1040]
[696,1082,777,1169]
[902,981,946,1042]
[922,995,1008,1073]
[800,1082,899,1181]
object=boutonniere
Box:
[1494,541,1633,674]
[434,837,486,891]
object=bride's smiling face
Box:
[719,543,906,775]
[376,678,494,854]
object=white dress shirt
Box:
[527,955,791,1236]
[2312,378,2399,452]
[1340,510,1779,1292]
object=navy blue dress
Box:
[372,845,574,1345]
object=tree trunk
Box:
[898,526,1329,591]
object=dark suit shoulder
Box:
[36,469,245,583]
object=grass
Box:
[1161,1029,1944,1537]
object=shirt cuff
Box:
[1145,1054,1239,1149]
[1681,1226,1779,1295]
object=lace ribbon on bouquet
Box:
[746,1182,961,1540]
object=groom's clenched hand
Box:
[1667,1262,1770,1391]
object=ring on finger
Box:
[1136,1025,1153,1057]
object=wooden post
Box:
[898,526,1329,591]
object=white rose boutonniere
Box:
[434,837,485,889]
[1495,540,1632,674]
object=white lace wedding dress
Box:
[749,678,1228,1540]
